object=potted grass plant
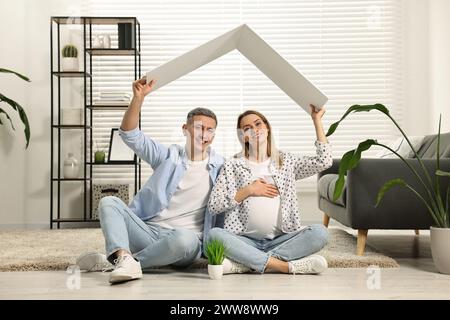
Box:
[326,103,450,274]
[204,239,226,280]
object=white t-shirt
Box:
[241,158,283,240]
[150,157,211,238]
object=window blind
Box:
[83,0,404,191]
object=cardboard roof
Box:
[146,24,328,113]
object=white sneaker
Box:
[222,258,251,274]
[288,255,328,274]
[76,252,114,272]
[109,254,143,284]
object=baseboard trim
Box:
[0,223,49,230]
[0,222,102,230]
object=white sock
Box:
[222,258,233,274]
[222,258,251,274]
[288,262,294,274]
[115,252,134,264]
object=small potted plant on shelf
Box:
[204,239,226,280]
[94,140,106,164]
[61,44,79,72]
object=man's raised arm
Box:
[120,78,155,131]
[119,78,168,169]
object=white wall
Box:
[429,0,450,133]
[0,0,84,228]
[404,0,431,136]
[403,0,450,136]
[1,0,449,228]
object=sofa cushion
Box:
[376,136,424,158]
[415,132,450,159]
[318,174,346,207]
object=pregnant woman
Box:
[207,105,332,275]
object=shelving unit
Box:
[50,16,141,229]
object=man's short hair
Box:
[186,107,218,127]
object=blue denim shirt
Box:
[118,127,224,243]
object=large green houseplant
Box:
[326,103,450,273]
[0,68,31,149]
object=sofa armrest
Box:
[317,158,340,181]
[345,158,450,229]
[317,158,341,208]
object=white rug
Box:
[0,227,398,271]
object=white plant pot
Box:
[430,227,450,274]
[62,57,79,72]
[208,264,223,280]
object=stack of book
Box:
[118,23,135,50]
[94,92,131,106]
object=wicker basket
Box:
[92,184,133,219]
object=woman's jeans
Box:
[207,224,328,273]
[98,196,201,269]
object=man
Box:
[77,78,224,284]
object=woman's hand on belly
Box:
[248,179,279,198]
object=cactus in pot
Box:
[61,44,79,71]
[62,45,78,58]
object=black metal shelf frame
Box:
[50,16,142,229]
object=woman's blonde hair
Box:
[235,110,282,166]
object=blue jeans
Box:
[206,224,328,273]
[98,196,201,269]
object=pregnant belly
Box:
[245,196,281,237]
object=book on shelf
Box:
[94,92,131,105]
[99,92,131,98]
[93,100,130,106]
[100,92,131,94]
[118,23,136,50]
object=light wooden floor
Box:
[1,227,450,300]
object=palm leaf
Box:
[0,68,31,82]
[349,139,376,167]
[437,115,441,170]
[0,93,30,148]
[333,139,378,201]
[436,170,450,177]
[376,178,443,226]
[445,185,450,219]
[0,107,15,129]
[434,114,446,216]
[332,150,353,201]
[326,104,389,137]
[375,178,407,207]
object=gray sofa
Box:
[317,132,450,255]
